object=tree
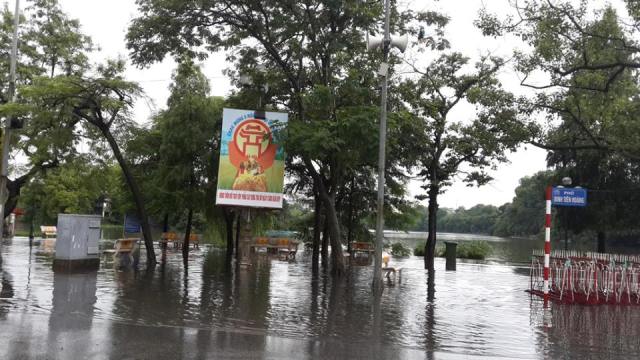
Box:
[0,0,94,217]
[480,2,640,250]
[540,8,640,251]
[493,171,554,237]
[7,60,158,265]
[399,53,524,274]
[477,0,640,158]
[19,156,117,225]
[126,0,441,275]
[435,205,500,235]
[151,59,224,263]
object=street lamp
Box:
[238,64,269,110]
[367,0,408,290]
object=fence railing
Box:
[530,250,640,305]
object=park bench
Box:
[115,238,138,254]
[382,266,403,284]
[102,238,138,258]
[40,225,57,239]
[100,238,139,267]
[161,232,200,249]
[175,233,201,249]
[160,231,179,248]
[351,242,374,257]
[187,233,200,249]
[250,237,299,260]
[349,242,374,265]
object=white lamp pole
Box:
[368,0,408,290]
[372,0,391,291]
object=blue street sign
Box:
[551,187,587,207]
[124,214,141,233]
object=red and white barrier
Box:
[529,250,640,305]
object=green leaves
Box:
[400,51,521,192]
[131,60,224,219]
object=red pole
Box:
[544,186,552,308]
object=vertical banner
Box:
[216,108,287,208]
[124,214,141,234]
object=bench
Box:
[349,242,375,265]
[40,226,57,239]
[160,232,200,249]
[106,238,140,267]
[351,242,374,257]
[250,237,299,260]
[160,231,179,248]
[382,267,403,283]
[115,238,139,254]
[188,233,200,249]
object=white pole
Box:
[373,0,391,291]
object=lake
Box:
[1,235,639,359]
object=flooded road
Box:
[1,237,639,359]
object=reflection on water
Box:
[535,304,640,359]
[0,237,639,358]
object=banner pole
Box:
[544,186,552,308]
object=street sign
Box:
[551,187,587,207]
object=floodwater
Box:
[1,236,640,359]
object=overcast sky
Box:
[14,0,627,209]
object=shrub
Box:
[390,242,412,257]
[413,241,491,260]
[414,243,445,257]
[457,241,491,260]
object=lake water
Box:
[384,231,542,263]
[1,235,639,359]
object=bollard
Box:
[444,242,457,271]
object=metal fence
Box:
[530,250,640,305]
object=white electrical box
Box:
[55,214,102,261]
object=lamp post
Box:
[239,64,269,110]
[236,65,269,265]
[0,0,20,247]
[367,0,408,290]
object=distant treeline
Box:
[407,171,549,237]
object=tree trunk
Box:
[223,208,235,259]
[321,213,329,268]
[312,194,321,272]
[235,210,242,260]
[597,231,606,253]
[100,126,156,266]
[182,207,193,265]
[162,214,169,232]
[324,181,345,276]
[324,197,345,275]
[4,160,60,219]
[160,213,169,263]
[346,181,354,255]
[303,158,345,275]
[424,184,439,271]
